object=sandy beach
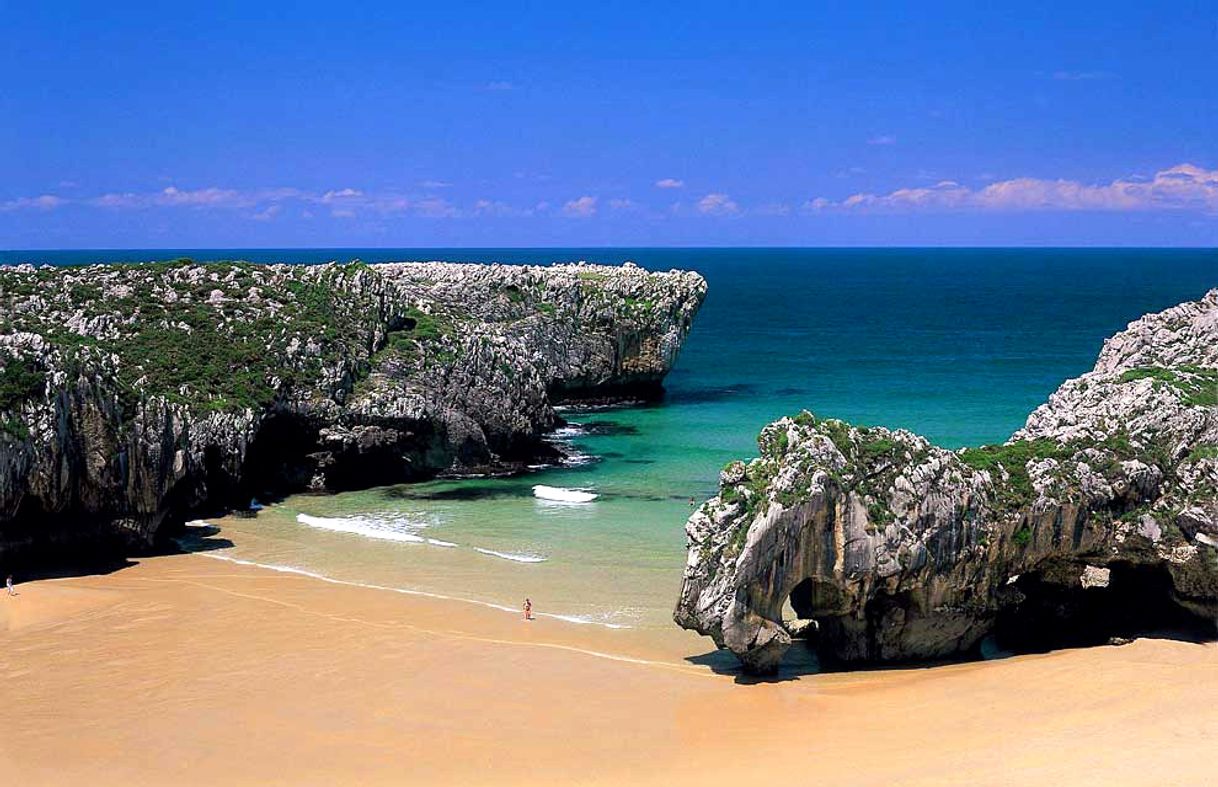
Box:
[2,549,1215,786]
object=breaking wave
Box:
[296,513,428,543]
[474,548,547,564]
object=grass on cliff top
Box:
[958,429,1177,512]
[742,412,912,527]
[1190,444,1218,462]
[958,438,1069,508]
[1119,365,1217,407]
[8,261,382,414]
[116,265,377,411]
[957,438,1068,475]
[115,313,277,412]
[380,307,458,367]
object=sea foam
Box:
[294,513,550,564]
[474,548,547,564]
[296,513,427,543]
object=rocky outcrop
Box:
[675,290,1218,673]
[0,259,705,558]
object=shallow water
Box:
[31,247,1214,628]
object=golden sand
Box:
[2,552,1215,785]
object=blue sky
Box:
[2,1,1216,248]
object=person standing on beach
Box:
[523,598,533,621]
[6,574,15,596]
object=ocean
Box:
[9,248,1216,630]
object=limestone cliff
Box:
[675,289,1217,673]
[0,259,706,558]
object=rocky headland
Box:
[0,259,705,559]
[676,289,1218,673]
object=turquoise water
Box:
[12,248,1217,628]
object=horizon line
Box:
[4,244,1217,254]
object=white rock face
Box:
[676,289,1218,673]
[1080,565,1111,588]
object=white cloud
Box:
[320,188,363,203]
[696,192,739,216]
[75,184,535,220]
[806,164,1218,214]
[473,199,533,218]
[655,178,685,189]
[92,192,142,208]
[413,197,459,218]
[0,194,65,211]
[250,205,282,222]
[420,180,453,189]
[608,198,638,211]
[91,186,305,209]
[562,196,598,217]
[867,135,897,146]
[157,186,255,208]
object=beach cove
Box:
[92,248,1214,633]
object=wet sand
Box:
[2,552,1215,786]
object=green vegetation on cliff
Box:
[0,356,45,412]
[1119,365,1218,407]
[0,261,388,414]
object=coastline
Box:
[4,548,1216,785]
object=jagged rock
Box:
[0,259,705,558]
[783,618,818,640]
[1080,565,1111,589]
[676,289,1218,673]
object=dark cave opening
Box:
[994,562,1217,653]
[319,432,422,491]
[783,577,850,647]
[239,412,322,501]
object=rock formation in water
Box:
[0,259,705,558]
[675,289,1218,673]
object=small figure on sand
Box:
[6,574,15,596]
[523,598,534,621]
[689,497,696,507]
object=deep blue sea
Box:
[7,248,1216,628]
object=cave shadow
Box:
[162,522,236,555]
[683,641,1003,685]
[685,642,823,685]
[691,618,1218,685]
[558,382,759,411]
[569,421,642,437]
[3,519,240,587]
[381,483,536,502]
[9,554,139,584]
[647,382,759,407]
